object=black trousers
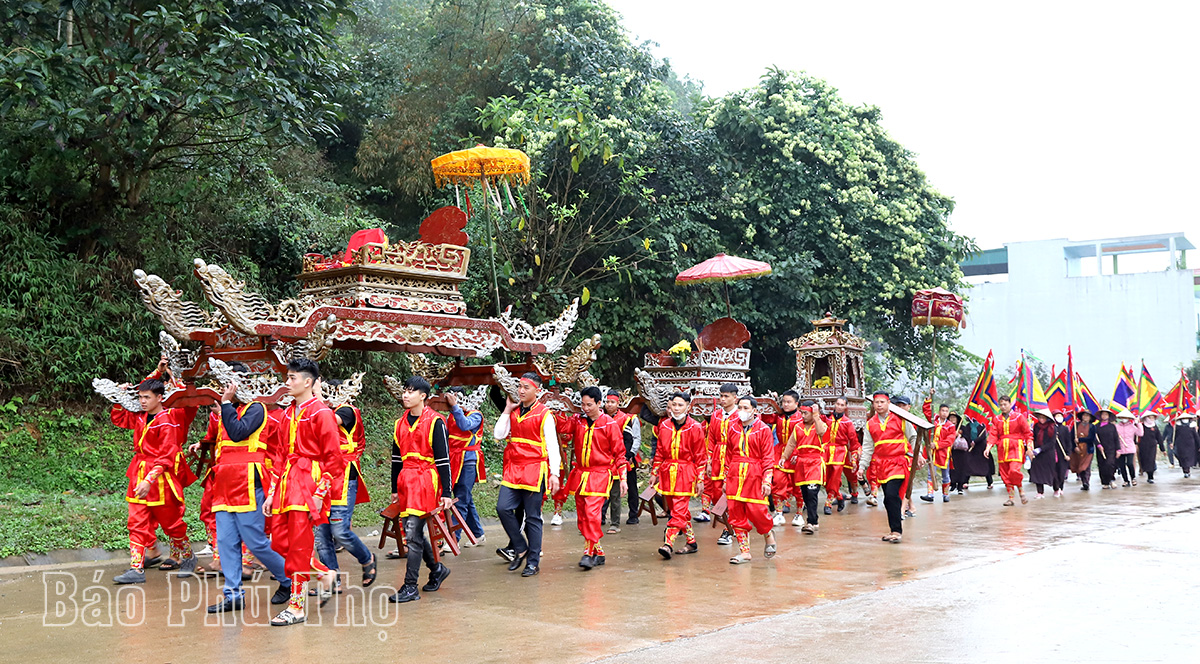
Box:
[402,515,436,587]
[882,478,904,534]
[1117,453,1135,483]
[1098,451,1117,484]
[497,484,544,566]
[801,484,820,525]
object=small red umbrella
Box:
[675,253,772,317]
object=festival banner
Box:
[964,350,999,424]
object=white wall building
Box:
[958,233,1198,396]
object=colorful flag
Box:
[1163,370,1187,419]
[1047,370,1070,413]
[965,350,999,424]
[1075,373,1101,414]
[1137,363,1165,415]
[1009,352,1049,414]
[1111,363,1137,413]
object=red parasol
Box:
[675,253,772,316]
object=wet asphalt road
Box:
[2,471,1198,663]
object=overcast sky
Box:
[604,0,1199,257]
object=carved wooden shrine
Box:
[787,313,869,426]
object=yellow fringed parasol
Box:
[431,145,531,188]
[431,144,532,318]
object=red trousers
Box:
[576,494,605,546]
[770,469,793,505]
[998,460,1024,488]
[702,477,725,508]
[127,491,188,550]
[664,494,692,530]
[824,463,844,499]
[727,499,773,535]
[199,482,216,545]
[270,511,316,584]
[842,459,859,495]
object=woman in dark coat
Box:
[1069,411,1097,490]
[1054,412,1073,487]
[956,418,994,492]
[1028,409,1060,497]
[1136,412,1164,483]
[1094,408,1121,489]
[1172,414,1198,477]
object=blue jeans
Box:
[453,461,485,540]
[214,485,289,601]
[315,478,373,571]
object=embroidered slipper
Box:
[270,609,306,627]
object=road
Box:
[2,473,1197,663]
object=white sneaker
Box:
[1034,494,1044,500]
[791,514,803,527]
[694,512,712,523]
[550,513,563,527]
[772,512,785,526]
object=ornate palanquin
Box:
[106,207,585,408]
[635,317,778,419]
[787,313,868,426]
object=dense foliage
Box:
[1,0,980,404]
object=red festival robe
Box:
[725,417,775,504]
[502,402,552,491]
[929,418,957,469]
[988,412,1032,463]
[210,402,271,512]
[866,412,911,483]
[790,418,828,486]
[392,407,445,517]
[825,414,856,468]
[333,405,371,506]
[564,413,626,496]
[270,396,346,523]
[111,404,198,506]
[447,408,487,484]
[652,416,706,496]
[707,408,737,481]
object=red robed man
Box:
[724,395,780,564]
[823,396,858,513]
[987,395,1033,506]
[266,358,345,627]
[110,359,198,584]
[652,391,707,560]
[563,386,627,570]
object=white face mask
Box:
[738,409,754,423]
[671,411,687,422]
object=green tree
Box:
[0,0,353,215]
[701,69,978,389]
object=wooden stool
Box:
[379,500,478,564]
[635,485,662,525]
[710,494,730,530]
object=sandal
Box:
[158,559,181,571]
[606,525,620,534]
[1003,499,1014,506]
[362,554,378,588]
[270,609,306,627]
[385,548,403,560]
[307,577,341,598]
[887,534,902,544]
[1020,495,1028,505]
[764,543,777,559]
[729,553,752,565]
[194,563,220,577]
